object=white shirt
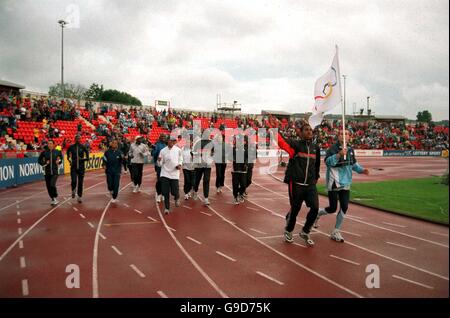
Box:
[158,145,183,179]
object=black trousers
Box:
[326,190,350,214]
[215,163,227,188]
[161,177,180,210]
[70,168,85,197]
[131,163,144,186]
[285,181,319,234]
[232,172,247,198]
[155,165,162,195]
[194,167,211,198]
[183,169,196,194]
[106,173,121,199]
[246,163,254,189]
[45,174,58,199]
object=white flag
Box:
[309,47,342,127]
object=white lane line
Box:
[249,228,267,235]
[111,245,123,256]
[200,211,213,216]
[216,251,236,262]
[386,241,417,251]
[130,264,146,278]
[382,222,407,228]
[239,181,450,282]
[293,243,307,248]
[329,255,360,266]
[392,275,434,290]
[134,209,143,214]
[18,228,22,235]
[340,230,362,237]
[146,216,157,222]
[73,207,78,212]
[19,240,24,249]
[430,231,448,237]
[157,290,168,298]
[87,222,95,229]
[349,215,364,220]
[79,213,86,219]
[20,256,26,268]
[123,203,130,208]
[68,202,72,206]
[153,199,228,298]
[17,211,20,216]
[99,233,106,240]
[186,236,202,245]
[257,235,284,239]
[183,205,192,210]
[22,279,29,296]
[256,271,284,286]
[167,226,176,232]
[17,218,21,224]
[246,207,258,211]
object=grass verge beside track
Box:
[317,177,449,225]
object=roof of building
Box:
[0,79,26,89]
[261,110,292,116]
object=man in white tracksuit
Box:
[128,135,150,193]
[158,136,183,214]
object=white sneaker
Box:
[51,199,59,206]
[132,185,138,193]
[192,192,198,200]
[164,209,170,215]
[77,196,82,203]
[299,231,315,247]
[156,194,162,203]
[204,198,210,206]
[136,186,141,193]
[184,194,190,200]
[217,188,222,194]
[110,190,114,196]
[111,199,117,203]
[238,195,245,203]
[234,198,240,205]
[284,231,294,243]
[330,229,345,243]
[175,199,181,207]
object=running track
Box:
[0,157,448,298]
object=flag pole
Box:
[336,45,346,159]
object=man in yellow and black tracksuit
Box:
[67,135,89,203]
[38,140,63,206]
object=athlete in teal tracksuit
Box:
[314,129,369,242]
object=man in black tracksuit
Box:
[244,135,257,197]
[231,134,248,204]
[38,140,63,205]
[67,135,90,203]
[102,139,124,203]
[214,134,227,193]
[120,137,131,175]
[270,118,321,246]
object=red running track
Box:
[0,157,448,298]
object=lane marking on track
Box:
[99,233,106,240]
[87,222,95,229]
[183,205,192,210]
[134,209,143,214]
[104,221,159,226]
[249,228,267,235]
[386,241,417,251]
[68,202,72,206]
[256,271,284,286]
[130,264,146,278]
[79,213,86,219]
[293,242,307,248]
[18,228,22,235]
[73,207,78,212]
[123,203,130,208]
[22,279,29,296]
[186,236,202,245]
[349,215,364,220]
[157,290,168,298]
[430,231,448,237]
[17,218,21,224]
[167,226,176,232]
[215,251,236,262]
[152,197,228,298]
[20,256,26,268]
[17,211,20,216]
[382,222,407,228]
[200,211,213,216]
[257,235,284,239]
[207,196,363,298]
[146,216,158,222]
[19,241,24,249]
[111,245,123,256]
[246,207,258,211]
[392,275,434,290]
[340,230,362,237]
[329,255,360,266]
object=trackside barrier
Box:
[0,157,64,189]
[383,150,443,157]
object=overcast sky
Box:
[0,0,448,120]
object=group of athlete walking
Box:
[37,117,369,246]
